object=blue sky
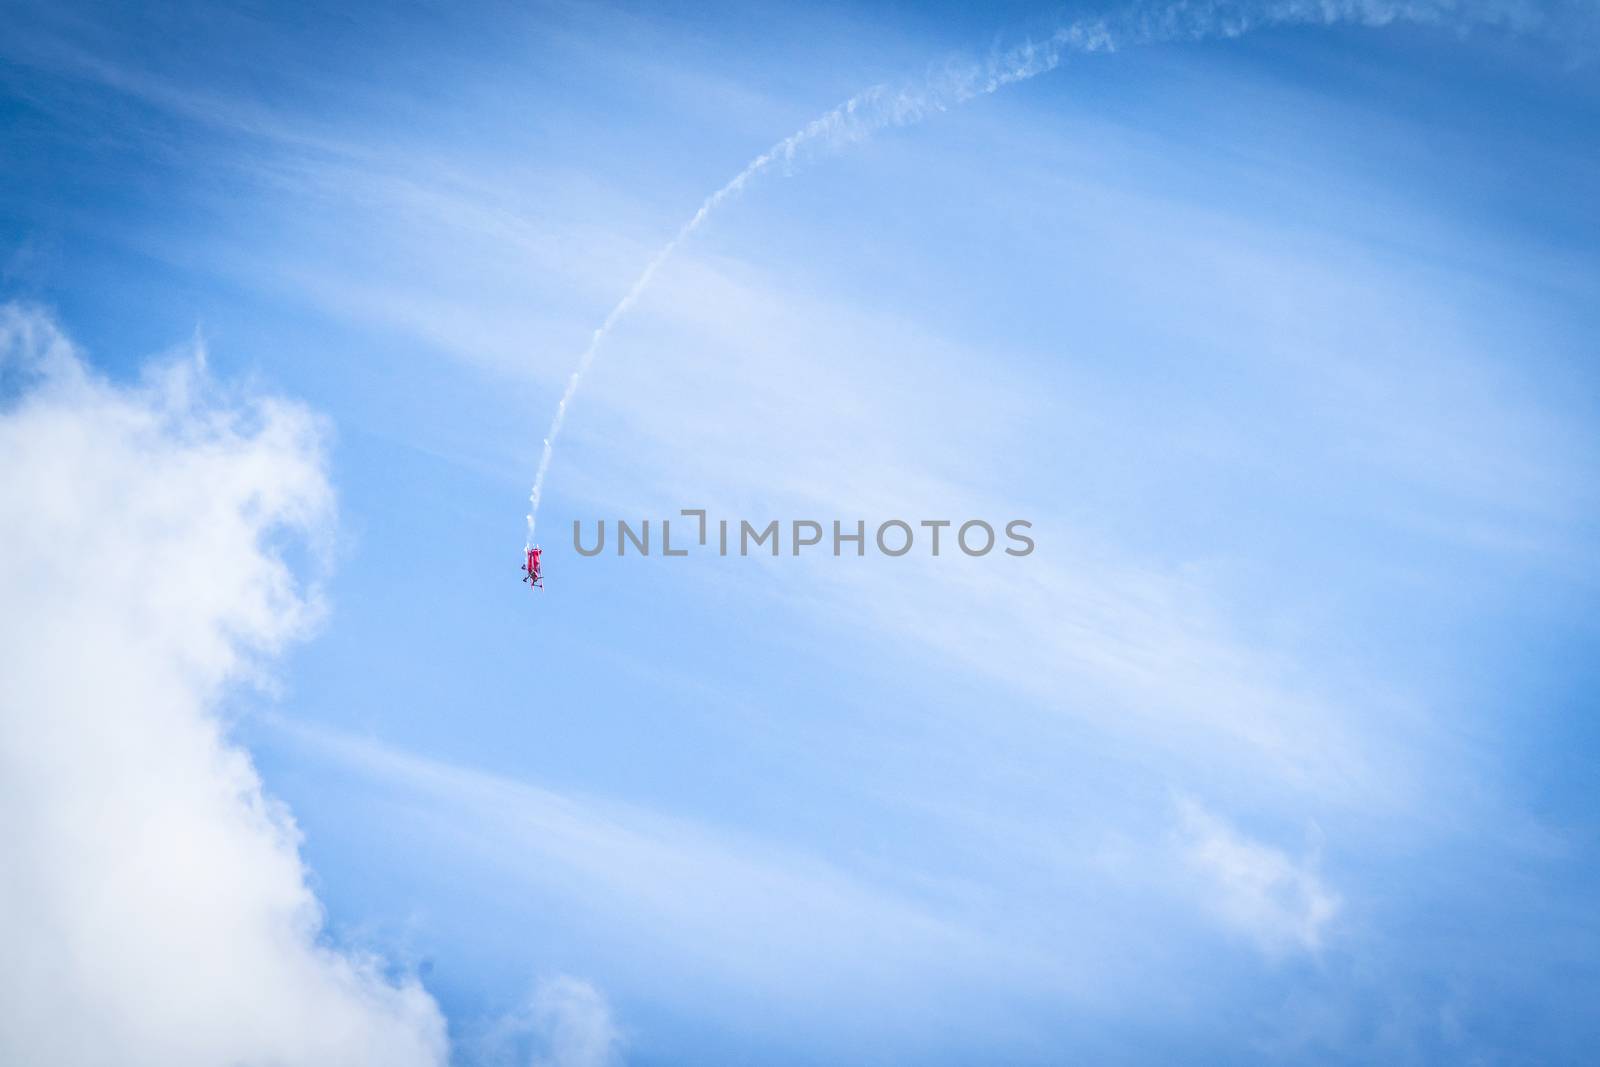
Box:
[2,1,1598,1063]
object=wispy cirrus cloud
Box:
[1175,797,1340,954]
[269,717,1020,995]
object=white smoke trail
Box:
[523,0,1540,547]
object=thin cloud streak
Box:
[270,716,1027,996]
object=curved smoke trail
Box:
[523,0,1538,547]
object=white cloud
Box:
[1175,797,1340,955]
[475,975,622,1067]
[0,304,447,1066]
[525,976,623,1067]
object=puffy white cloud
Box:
[475,976,622,1067]
[0,304,447,1065]
[525,976,623,1067]
[1175,798,1340,955]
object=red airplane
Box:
[522,546,544,590]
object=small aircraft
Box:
[522,546,544,590]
